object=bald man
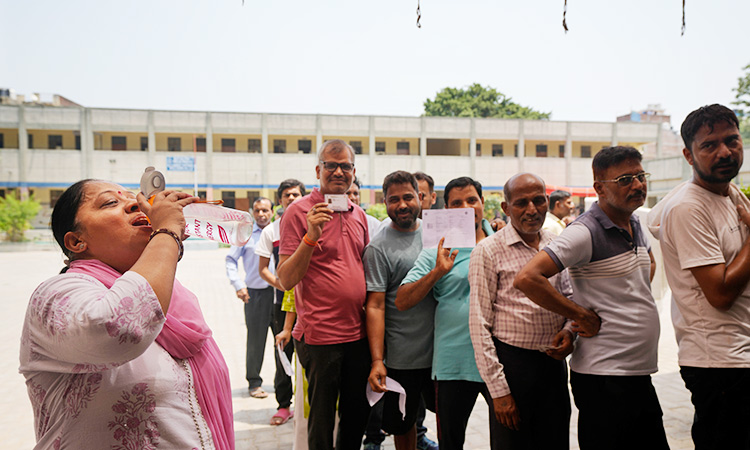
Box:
[468,173,574,449]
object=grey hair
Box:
[317,139,356,162]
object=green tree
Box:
[732,63,750,141]
[424,83,550,119]
[0,194,41,242]
[366,203,388,221]
[483,194,504,221]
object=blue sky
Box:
[2,0,748,127]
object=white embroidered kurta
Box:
[20,271,215,450]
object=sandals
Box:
[249,387,269,399]
[270,407,293,425]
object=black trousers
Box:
[295,337,371,450]
[492,339,570,450]
[681,366,750,450]
[271,301,293,409]
[570,371,669,450]
[244,287,274,389]
[435,379,502,450]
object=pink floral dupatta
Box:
[68,259,234,450]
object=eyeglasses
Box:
[320,161,355,173]
[600,172,650,187]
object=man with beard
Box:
[647,104,750,450]
[365,171,437,450]
[515,146,668,450]
[469,173,574,449]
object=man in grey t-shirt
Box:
[365,170,436,450]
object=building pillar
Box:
[369,116,376,191]
[260,114,269,193]
[611,122,618,147]
[420,117,427,172]
[205,112,215,200]
[517,120,525,172]
[469,118,477,178]
[81,108,94,180]
[147,110,156,167]
[316,115,323,159]
[18,105,28,198]
[655,124,663,158]
[565,122,573,188]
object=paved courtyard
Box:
[1,245,694,449]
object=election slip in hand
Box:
[422,208,476,249]
[365,376,407,420]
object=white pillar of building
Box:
[205,112,215,200]
[517,120,525,172]
[420,117,427,172]
[565,122,573,187]
[369,116,376,190]
[17,105,28,198]
[469,118,477,178]
[611,122,619,147]
[315,115,323,160]
[261,113,269,191]
[655,124,663,158]
[81,108,94,180]
[147,110,156,167]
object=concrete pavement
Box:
[2,246,693,449]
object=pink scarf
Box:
[68,259,235,450]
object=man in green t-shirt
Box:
[398,176,502,450]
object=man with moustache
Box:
[365,171,437,450]
[515,146,668,450]
[277,139,371,450]
[648,104,750,450]
[469,173,574,449]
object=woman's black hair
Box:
[51,179,94,269]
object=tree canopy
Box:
[423,83,550,120]
[732,63,750,141]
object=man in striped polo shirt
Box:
[515,146,669,450]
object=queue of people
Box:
[20,103,750,450]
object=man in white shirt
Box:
[255,179,305,425]
[648,104,750,450]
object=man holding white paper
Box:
[397,176,502,450]
[469,173,574,449]
[365,171,437,450]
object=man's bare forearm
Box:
[395,269,442,311]
[277,243,315,290]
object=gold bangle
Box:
[149,228,184,262]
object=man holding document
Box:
[364,171,437,450]
[468,173,574,449]
[397,176,501,450]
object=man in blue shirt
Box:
[226,197,274,398]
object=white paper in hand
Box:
[422,208,476,249]
[277,343,294,377]
[365,376,407,420]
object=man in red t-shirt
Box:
[277,139,370,450]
